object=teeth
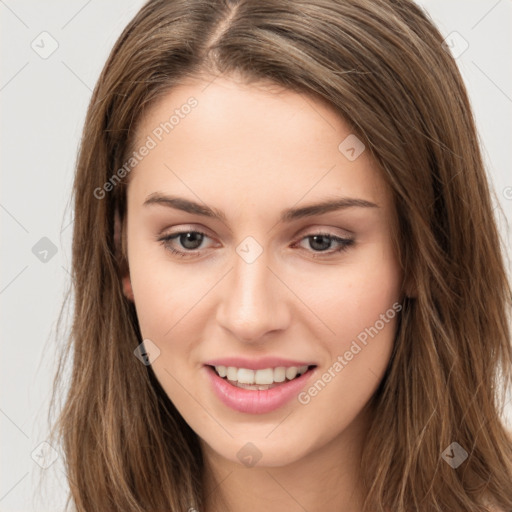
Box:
[285,367,298,380]
[274,367,286,382]
[255,368,274,385]
[237,368,255,384]
[216,365,227,378]
[227,366,238,381]
[214,364,310,385]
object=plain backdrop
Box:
[1,1,511,510]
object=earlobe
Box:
[114,208,134,302]
[122,275,135,302]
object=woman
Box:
[48,0,512,510]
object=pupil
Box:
[310,235,330,251]
[181,232,203,250]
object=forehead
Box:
[127,74,391,211]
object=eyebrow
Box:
[143,192,378,223]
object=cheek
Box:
[128,252,209,400]
[293,264,401,438]
[132,279,209,360]
[309,247,401,348]
[127,229,210,340]
[300,248,401,419]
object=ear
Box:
[114,209,134,302]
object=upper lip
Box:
[204,357,316,370]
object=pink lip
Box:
[204,356,315,370]
[204,365,317,414]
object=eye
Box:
[157,230,213,258]
[157,230,355,259]
[294,232,354,258]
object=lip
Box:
[204,357,316,371]
[204,364,317,414]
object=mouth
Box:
[208,364,317,390]
[204,362,318,414]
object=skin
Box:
[120,73,403,512]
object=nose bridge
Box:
[216,237,289,341]
[232,248,270,310]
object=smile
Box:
[204,363,317,414]
[212,365,311,390]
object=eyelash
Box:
[157,230,354,259]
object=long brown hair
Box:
[46,0,512,510]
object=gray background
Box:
[1,1,511,510]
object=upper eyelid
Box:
[160,223,354,239]
[160,228,354,248]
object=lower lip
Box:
[204,365,316,414]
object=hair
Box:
[45,0,512,511]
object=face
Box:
[121,74,403,468]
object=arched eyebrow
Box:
[143,192,378,223]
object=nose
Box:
[215,247,291,343]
